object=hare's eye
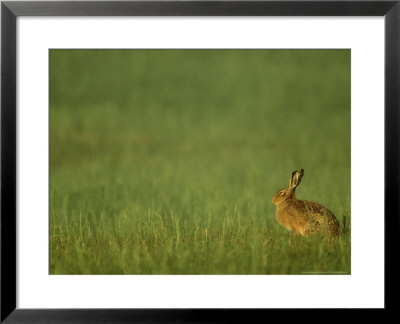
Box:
[280,191,285,196]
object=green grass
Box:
[49,49,351,274]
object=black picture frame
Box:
[1,0,399,322]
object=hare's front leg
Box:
[291,228,300,237]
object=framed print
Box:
[1,0,399,322]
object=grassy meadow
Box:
[50,50,351,274]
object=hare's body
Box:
[276,198,339,236]
[272,169,340,237]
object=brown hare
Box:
[272,169,340,237]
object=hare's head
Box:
[272,169,304,206]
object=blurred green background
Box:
[50,50,351,274]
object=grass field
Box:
[49,49,351,274]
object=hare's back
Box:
[298,200,340,235]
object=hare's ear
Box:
[289,169,304,189]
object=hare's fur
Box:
[272,169,339,236]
